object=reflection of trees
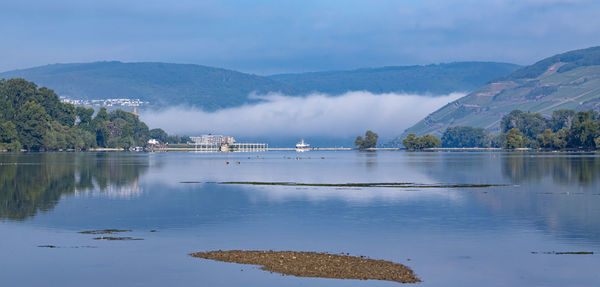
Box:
[501,154,600,185]
[356,151,378,170]
[0,153,147,221]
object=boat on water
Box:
[296,139,310,152]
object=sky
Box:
[1,0,600,75]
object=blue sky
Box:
[1,0,599,74]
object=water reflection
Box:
[501,153,600,186]
[356,151,378,170]
[0,153,148,221]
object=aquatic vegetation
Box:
[92,236,143,241]
[37,245,97,248]
[78,229,131,234]
[531,251,594,255]
[217,181,506,188]
[190,250,420,283]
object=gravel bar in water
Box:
[190,250,421,283]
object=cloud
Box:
[140,92,464,140]
[1,0,600,73]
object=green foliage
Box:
[501,110,549,139]
[536,129,568,150]
[15,101,50,150]
[355,130,378,150]
[402,133,441,149]
[150,128,168,143]
[504,128,528,149]
[551,109,576,131]
[0,119,21,151]
[75,106,94,127]
[569,111,599,149]
[441,126,488,147]
[101,110,150,148]
[418,134,442,148]
[0,78,157,151]
[502,109,599,150]
[490,133,506,148]
[402,134,418,150]
[449,109,600,150]
[166,134,190,144]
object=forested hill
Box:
[393,46,600,144]
[0,78,157,151]
[269,62,521,95]
[0,61,521,111]
[0,61,300,111]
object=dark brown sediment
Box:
[190,250,421,283]
[92,236,143,241]
[78,229,131,234]
[218,181,506,188]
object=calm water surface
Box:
[1,151,599,286]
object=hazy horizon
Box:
[140,92,464,146]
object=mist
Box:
[140,91,464,146]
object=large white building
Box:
[189,135,235,145]
[188,134,266,152]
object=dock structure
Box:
[188,134,267,152]
[231,143,268,152]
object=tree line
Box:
[400,109,600,150]
[0,78,173,151]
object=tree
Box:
[441,126,488,147]
[15,101,50,150]
[0,120,21,151]
[75,106,94,127]
[403,133,441,149]
[568,111,599,149]
[402,134,418,149]
[501,110,549,139]
[536,129,568,150]
[355,130,378,150]
[0,78,162,151]
[551,109,576,131]
[417,134,441,148]
[150,128,168,143]
[504,128,527,149]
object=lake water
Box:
[1,151,599,286]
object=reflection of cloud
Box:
[139,151,464,204]
[240,185,462,204]
[141,92,464,139]
[74,181,143,199]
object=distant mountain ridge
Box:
[394,46,600,145]
[0,61,300,111]
[0,61,520,111]
[270,62,521,95]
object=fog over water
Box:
[141,92,464,145]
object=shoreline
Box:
[1,147,598,153]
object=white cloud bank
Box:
[140,91,464,140]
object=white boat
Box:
[296,139,310,152]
